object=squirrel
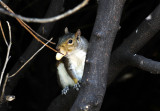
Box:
[56,27,88,95]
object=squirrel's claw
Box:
[73,82,81,91]
[61,86,69,95]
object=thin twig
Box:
[7,21,12,45]
[0,21,8,46]
[17,19,58,52]
[0,0,89,23]
[24,24,56,45]
[0,21,12,88]
[9,38,53,78]
[0,1,57,52]
[0,74,9,102]
[16,18,56,45]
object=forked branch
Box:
[0,21,12,88]
[108,3,160,85]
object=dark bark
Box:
[0,0,64,110]
[70,0,126,110]
[47,90,78,111]
[107,3,160,85]
[129,54,160,74]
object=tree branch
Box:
[70,0,126,110]
[0,21,8,46]
[129,54,160,74]
[47,90,78,111]
[0,21,12,89]
[0,1,58,52]
[0,22,11,104]
[0,0,89,23]
[121,5,160,54]
[0,74,9,103]
[0,1,64,111]
[108,3,160,85]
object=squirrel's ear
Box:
[64,27,69,34]
[76,29,81,36]
[75,29,81,40]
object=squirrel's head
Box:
[56,27,81,60]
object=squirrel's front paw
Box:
[61,86,69,95]
[73,82,81,91]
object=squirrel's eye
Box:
[68,39,73,44]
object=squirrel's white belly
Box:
[57,63,75,88]
[68,49,86,80]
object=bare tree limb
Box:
[108,3,160,85]
[0,38,53,105]
[0,1,64,110]
[0,2,55,45]
[120,6,160,54]
[47,90,78,111]
[0,21,12,88]
[3,0,64,97]
[0,0,89,23]
[128,54,160,74]
[0,74,8,102]
[71,0,126,110]
[0,1,58,53]
[0,21,8,46]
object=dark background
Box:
[0,0,160,111]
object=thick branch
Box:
[47,90,78,111]
[121,5,160,53]
[46,2,160,111]
[129,54,160,74]
[71,0,126,111]
[108,3,160,85]
[0,0,89,23]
